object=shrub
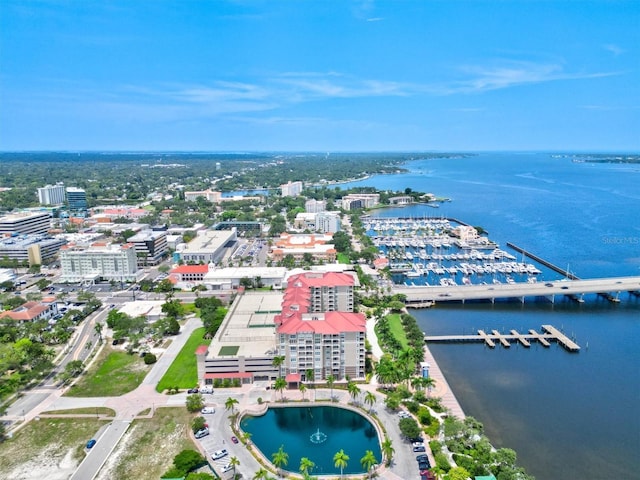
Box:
[186,393,204,413]
[429,440,442,455]
[435,452,451,473]
[173,449,205,474]
[143,353,157,364]
[191,416,206,433]
[417,406,434,425]
[404,400,420,414]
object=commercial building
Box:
[128,230,168,266]
[203,266,287,290]
[66,187,88,214]
[184,189,222,202]
[0,297,59,323]
[59,242,138,283]
[178,229,236,265]
[270,233,337,264]
[37,184,66,206]
[274,271,365,381]
[0,211,51,236]
[340,193,380,210]
[0,234,66,266]
[315,212,341,233]
[280,181,303,197]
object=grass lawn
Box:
[387,313,409,349]
[65,346,151,397]
[97,407,196,480]
[0,416,109,476]
[42,407,116,416]
[156,327,209,393]
[337,252,351,264]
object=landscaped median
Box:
[156,327,210,393]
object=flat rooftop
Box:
[207,291,283,360]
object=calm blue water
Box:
[343,153,640,480]
[241,406,381,475]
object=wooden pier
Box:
[425,324,580,352]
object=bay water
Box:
[343,152,640,479]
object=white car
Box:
[212,449,228,460]
[221,463,234,473]
[195,428,209,439]
[201,407,215,414]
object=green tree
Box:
[364,391,377,413]
[326,374,335,401]
[186,393,205,412]
[253,468,270,480]
[272,445,289,477]
[272,355,285,374]
[299,457,315,478]
[347,381,361,404]
[299,382,307,401]
[381,438,395,466]
[173,449,205,474]
[274,376,287,402]
[94,322,104,343]
[333,449,349,479]
[191,416,206,433]
[360,450,378,479]
[225,396,239,414]
[399,417,422,439]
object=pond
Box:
[240,405,382,476]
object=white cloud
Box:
[603,44,625,56]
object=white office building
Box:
[0,211,51,236]
[305,199,326,213]
[59,242,139,283]
[280,181,303,197]
[315,212,341,233]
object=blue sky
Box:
[1,0,638,151]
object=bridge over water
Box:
[394,276,640,304]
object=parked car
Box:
[418,460,430,471]
[187,387,199,394]
[212,449,228,460]
[231,436,238,444]
[200,385,213,394]
[195,428,209,439]
[86,439,96,449]
[221,463,234,473]
[201,407,215,414]
[413,445,426,453]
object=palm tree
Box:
[299,382,307,401]
[364,391,377,413]
[272,445,289,477]
[229,456,240,477]
[272,355,285,375]
[225,396,239,414]
[333,449,350,478]
[253,467,270,480]
[274,376,287,402]
[347,381,361,405]
[299,457,315,478]
[360,450,378,479]
[94,322,103,343]
[242,430,252,445]
[326,374,335,401]
[381,438,395,466]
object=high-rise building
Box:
[66,187,88,214]
[315,212,341,233]
[305,199,326,213]
[37,184,66,205]
[275,272,365,381]
[128,229,168,266]
[280,181,303,197]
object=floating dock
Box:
[425,324,580,352]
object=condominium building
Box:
[37,184,66,206]
[59,242,138,283]
[0,211,51,236]
[280,181,303,197]
[184,189,222,202]
[315,212,341,233]
[128,230,168,266]
[274,271,365,381]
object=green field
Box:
[65,347,151,397]
[156,327,209,392]
[387,313,409,349]
[337,252,351,264]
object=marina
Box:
[424,324,580,352]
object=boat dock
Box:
[425,324,580,352]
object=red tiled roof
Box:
[288,272,354,288]
[277,311,366,335]
[171,264,209,275]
